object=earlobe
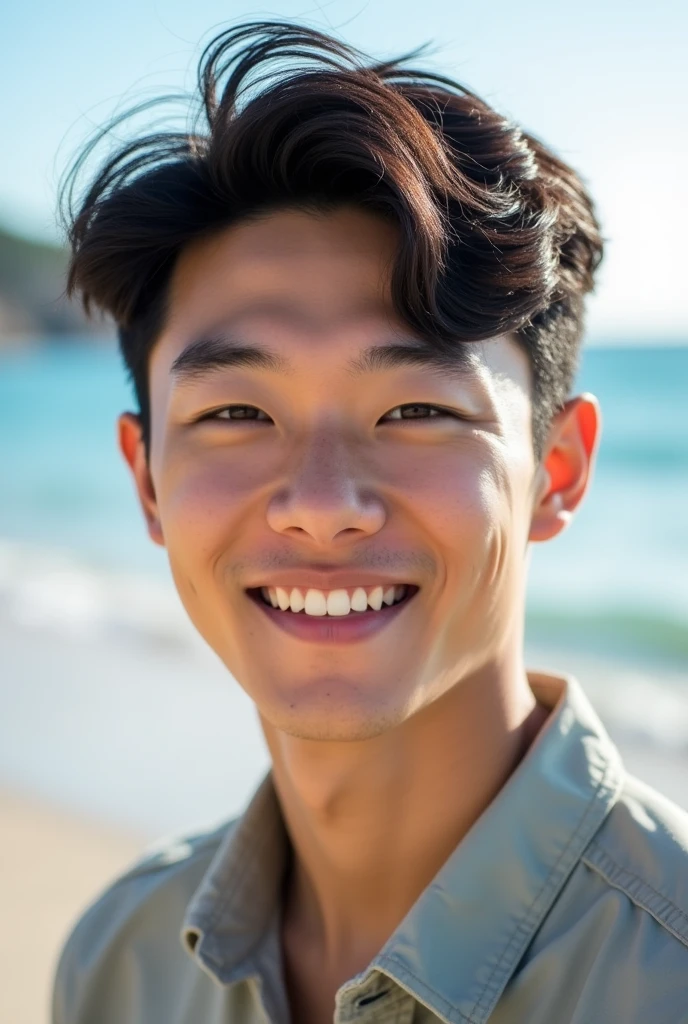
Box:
[117,412,165,547]
[529,393,600,544]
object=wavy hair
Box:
[59,20,604,458]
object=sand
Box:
[2,614,687,1022]
[0,787,145,1024]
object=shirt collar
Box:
[182,673,625,1022]
[182,770,289,986]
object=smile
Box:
[246,584,419,643]
[258,583,411,616]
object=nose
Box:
[266,427,386,546]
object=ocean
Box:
[1,339,687,833]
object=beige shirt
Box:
[52,673,688,1023]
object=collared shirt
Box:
[52,673,688,1024]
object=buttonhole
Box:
[357,988,391,1007]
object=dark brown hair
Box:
[60,20,604,459]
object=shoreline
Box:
[2,612,687,834]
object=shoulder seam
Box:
[582,840,688,949]
[109,822,233,886]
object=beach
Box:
[0,787,143,1024]
[1,340,687,1022]
[0,605,271,1024]
[5,753,688,1024]
[3,607,688,1024]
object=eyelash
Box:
[203,403,458,424]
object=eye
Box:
[380,403,456,422]
[200,403,457,425]
[204,405,271,422]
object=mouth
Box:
[245,584,420,643]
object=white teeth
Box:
[326,589,351,616]
[259,583,411,615]
[304,589,328,616]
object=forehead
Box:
[155,206,532,395]
[165,206,400,340]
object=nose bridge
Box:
[293,421,358,495]
[267,420,385,540]
[285,419,374,513]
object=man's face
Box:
[131,206,541,740]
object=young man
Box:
[53,20,688,1024]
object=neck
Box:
[260,652,549,983]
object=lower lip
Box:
[246,587,419,644]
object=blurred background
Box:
[1,2,687,1020]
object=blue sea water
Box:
[0,339,686,670]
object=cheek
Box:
[390,442,528,622]
[156,447,271,568]
[389,446,505,571]
[472,446,533,604]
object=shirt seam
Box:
[468,752,617,1024]
[582,841,688,949]
[102,829,224,888]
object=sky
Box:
[2,0,686,340]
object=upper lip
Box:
[245,570,418,591]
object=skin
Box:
[119,206,600,1023]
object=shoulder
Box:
[512,774,688,1020]
[581,771,688,948]
[52,816,237,1024]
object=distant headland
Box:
[0,224,112,343]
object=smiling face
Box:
[119,206,555,740]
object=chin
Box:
[259,684,412,742]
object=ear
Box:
[117,412,165,547]
[529,393,601,543]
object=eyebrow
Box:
[170,333,475,385]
